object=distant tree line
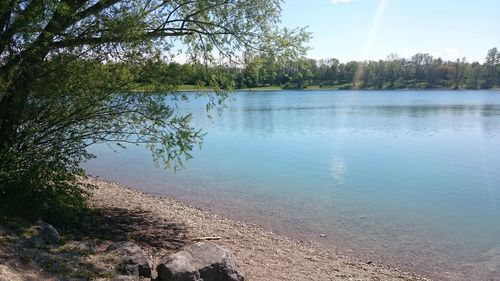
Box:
[137,47,500,90]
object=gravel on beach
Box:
[88,177,426,281]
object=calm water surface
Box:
[85,90,500,280]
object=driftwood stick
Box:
[192,236,222,241]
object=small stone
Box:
[366,260,373,265]
[26,220,61,247]
[36,220,60,244]
[319,234,327,238]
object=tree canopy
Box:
[132,48,500,90]
[227,48,500,89]
[0,0,309,220]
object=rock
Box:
[319,234,327,238]
[156,242,244,281]
[26,220,61,247]
[106,241,152,278]
[35,220,61,244]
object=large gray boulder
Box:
[106,241,153,278]
[156,242,244,281]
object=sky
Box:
[280,0,500,63]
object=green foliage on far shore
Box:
[132,48,500,91]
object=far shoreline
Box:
[131,84,500,93]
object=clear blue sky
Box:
[281,0,500,63]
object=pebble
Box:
[319,234,327,238]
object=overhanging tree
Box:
[0,0,309,220]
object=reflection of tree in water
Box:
[480,104,500,137]
[188,91,500,139]
[232,97,500,136]
[241,94,275,136]
[357,104,496,117]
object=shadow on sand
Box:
[0,207,191,279]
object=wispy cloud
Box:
[331,0,352,4]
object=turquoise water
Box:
[85,90,500,280]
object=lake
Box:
[85,90,500,280]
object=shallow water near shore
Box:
[85,90,500,280]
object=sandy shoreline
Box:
[85,177,427,280]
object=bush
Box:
[0,148,92,224]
